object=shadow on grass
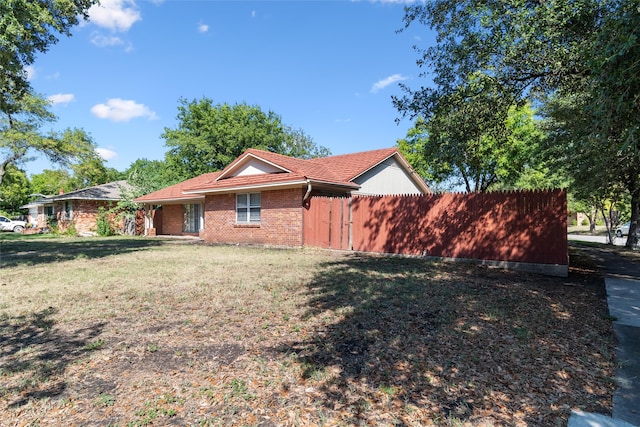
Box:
[279,252,614,425]
[0,307,105,407]
[0,236,168,267]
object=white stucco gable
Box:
[352,157,425,195]
[233,158,284,176]
[217,153,290,180]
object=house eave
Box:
[134,196,205,205]
[183,179,359,195]
[183,180,310,195]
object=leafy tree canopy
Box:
[30,168,74,196]
[0,94,98,185]
[0,164,30,217]
[162,98,330,180]
[281,126,331,160]
[70,149,123,189]
[398,100,541,193]
[0,0,97,112]
[124,158,179,198]
[395,0,639,247]
[0,0,99,186]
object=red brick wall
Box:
[200,188,305,246]
[54,200,118,234]
[162,204,184,235]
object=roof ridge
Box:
[221,148,342,183]
[57,180,129,196]
[308,147,397,163]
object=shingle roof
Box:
[135,147,426,203]
[183,148,400,193]
[134,172,221,203]
[308,147,399,182]
[44,181,133,202]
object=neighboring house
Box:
[22,181,133,234]
[134,147,429,245]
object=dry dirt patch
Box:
[0,237,615,426]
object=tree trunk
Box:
[626,186,639,249]
[587,207,598,234]
[601,206,615,245]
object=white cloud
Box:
[90,33,125,47]
[25,65,36,81]
[48,93,75,106]
[96,147,118,160]
[370,74,408,93]
[91,98,158,122]
[88,0,141,32]
[197,23,209,33]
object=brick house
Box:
[134,147,430,245]
[23,181,133,234]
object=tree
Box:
[397,100,541,192]
[162,98,330,180]
[30,168,74,196]
[0,164,30,216]
[0,0,97,112]
[541,90,638,244]
[163,99,288,180]
[70,149,123,189]
[1,0,99,186]
[281,126,331,160]
[395,0,639,248]
[0,94,97,186]
[124,158,179,198]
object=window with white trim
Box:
[236,193,261,223]
[183,203,201,233]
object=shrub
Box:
[64,223,77,237]
[96,207,114,237]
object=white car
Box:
[0,215,27,232]
[615,222,639,238]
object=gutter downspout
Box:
[302,180,313,247]
[303,180,313,208]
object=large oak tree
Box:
[0,0,98,186]
[394,0,639,248]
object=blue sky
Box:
[26,0,434,177]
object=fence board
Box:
[304,190,567,268]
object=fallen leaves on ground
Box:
[0,243,617,426]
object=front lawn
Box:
[0,236,615,426]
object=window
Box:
[63,201,73,220]
[236,193,261,223]
[45,206,55,219]
[183,203,201,233]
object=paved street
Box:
[568,234,629,246]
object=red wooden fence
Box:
[303,190,568,271]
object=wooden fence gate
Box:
[303,196,350,250]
